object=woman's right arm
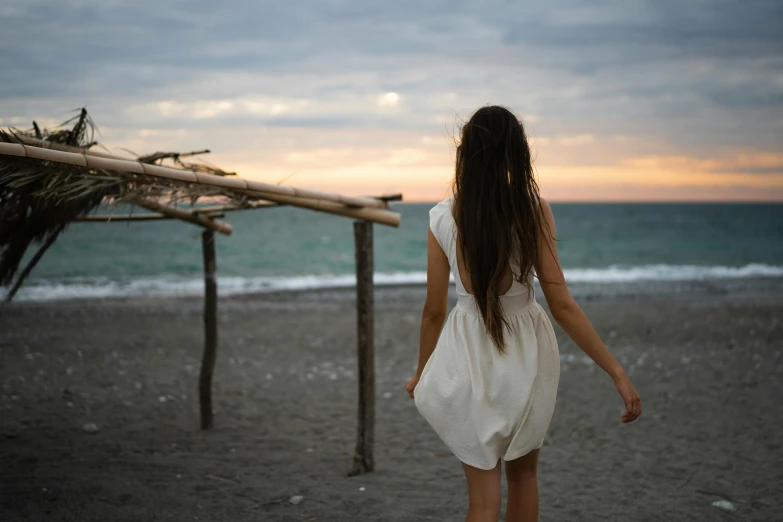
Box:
[534,198,642,423]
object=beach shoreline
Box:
[1,278,782,521]
[6,274,783,308]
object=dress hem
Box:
[502,440,545,462]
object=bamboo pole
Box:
[200,229,218,430]
[78,195,402,220]
[240,190,400,227]
[0,137,390,210]
[349,220,375,475]
[374,193,404,203]
[10,134,120,159]
[76,211,225,222]
[76,213,169,221]
[189,202,276,213]
[132,198,232,235]
[190,194,401,215]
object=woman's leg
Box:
[461,459,502,522]
[504,449,539,522]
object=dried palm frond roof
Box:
[0,109,116,301]
[0,108,401,301]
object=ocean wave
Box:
[563,263,783,282]
[6,264,783,302]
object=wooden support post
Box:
[199,229,218,430]
[350,220,375,475]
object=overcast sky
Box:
[1,0,781,200]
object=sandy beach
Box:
[1,279,782,521]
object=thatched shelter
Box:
[0,109,401,475]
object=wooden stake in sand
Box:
[200,229,218,430]
[350,220,375,475]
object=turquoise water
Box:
[9,202,783,300]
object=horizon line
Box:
[394,198,783,204]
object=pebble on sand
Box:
[711,500,736,512]
[288,495,304,505]
[82,423,99,434]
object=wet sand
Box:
[1,280,782,521]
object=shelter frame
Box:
[0,133,403,476]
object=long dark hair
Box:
[452,105,545,352]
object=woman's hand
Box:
[405,374,420,399]
[613,373,642,423]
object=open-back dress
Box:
[413,198,561,470]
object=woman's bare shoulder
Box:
[537,196,554,218]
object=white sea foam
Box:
[563,263,783,283]
[6,264,783,302]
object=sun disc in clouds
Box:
[377,92,400,108]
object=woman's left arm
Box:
[406,228,450,398]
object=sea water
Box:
[7,202,783,301]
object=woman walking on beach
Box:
[406,105,642,522]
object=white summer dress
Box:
[414,198,561,470]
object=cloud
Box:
[377,92,401,108]
[0,0,781,199]
[558,134,595,146]
[125,98,310,120]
